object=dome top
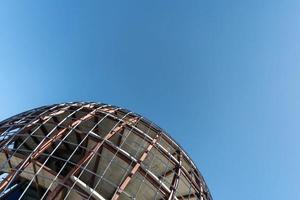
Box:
[0,102,212,200]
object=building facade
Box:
[0,102,212,200]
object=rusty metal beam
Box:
[112,134,160,200]
[90,146,102,188]
[39,125,58,151]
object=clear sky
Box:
[0,1,299,199]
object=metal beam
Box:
[71,176,106,200]
[168,150,182,200]
[112,134,160,200]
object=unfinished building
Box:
[0,102,212,200]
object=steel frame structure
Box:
[0,102,212,200]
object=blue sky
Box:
[0,1,300,199]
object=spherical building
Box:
[0,102,212,200]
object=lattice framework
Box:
[0,102,212,200]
